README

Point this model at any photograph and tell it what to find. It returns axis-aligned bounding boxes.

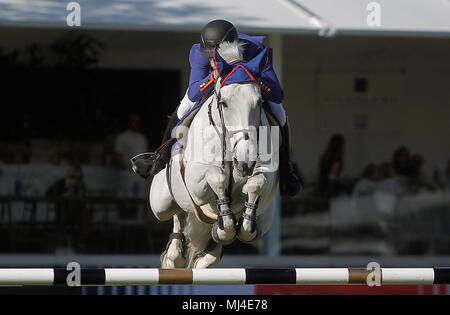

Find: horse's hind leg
[191,241,223,268]
[205,166,237,245]
[161,212,187,269]
[150,168,179,221]
[238,172,266,243]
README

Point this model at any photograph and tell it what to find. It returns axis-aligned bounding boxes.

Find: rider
[132,19,302,196]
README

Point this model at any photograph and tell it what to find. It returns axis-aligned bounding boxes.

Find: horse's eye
[219,100,227,107]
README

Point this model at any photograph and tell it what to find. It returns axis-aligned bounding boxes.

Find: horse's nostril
[244,133,249,140]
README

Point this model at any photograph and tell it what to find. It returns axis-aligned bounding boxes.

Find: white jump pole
[0,268,449,286]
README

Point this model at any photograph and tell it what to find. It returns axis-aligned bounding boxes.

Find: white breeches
[177,90,287,127]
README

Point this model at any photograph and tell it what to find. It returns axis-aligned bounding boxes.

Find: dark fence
[0,196,170,254]
[0,196,259,255]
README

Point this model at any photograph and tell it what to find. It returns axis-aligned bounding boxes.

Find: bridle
[207,51,263,169]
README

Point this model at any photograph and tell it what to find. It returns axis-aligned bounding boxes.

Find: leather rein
[207,52,262,169]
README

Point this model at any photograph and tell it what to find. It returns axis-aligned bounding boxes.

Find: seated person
[376,162,403,195]
[46,165,85,199]
[353,163,380,196]
[318,134,345,197]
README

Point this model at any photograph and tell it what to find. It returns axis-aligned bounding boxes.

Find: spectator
[377,162,402,195]
[46,164,86,199]
[392,146,415,177]
[318,133,345,197]
[446,159,450,189]
[410,153,431,191]
[114,114,148,169]
[46,164,87,249]
[353,163,380,196]
[411,154,424,178]
[435,158,450,191]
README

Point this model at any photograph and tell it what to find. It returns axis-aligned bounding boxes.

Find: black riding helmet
[201,19,238,58]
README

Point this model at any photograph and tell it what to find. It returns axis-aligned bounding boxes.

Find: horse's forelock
[217,41,245,64]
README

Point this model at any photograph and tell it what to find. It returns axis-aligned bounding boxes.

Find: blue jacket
[187,33,284,103]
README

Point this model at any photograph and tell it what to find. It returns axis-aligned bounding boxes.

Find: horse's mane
[217,40,245,64]
[214,40,261,104]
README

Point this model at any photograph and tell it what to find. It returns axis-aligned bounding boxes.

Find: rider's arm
[187,44,215,102]
[260,48,284,104]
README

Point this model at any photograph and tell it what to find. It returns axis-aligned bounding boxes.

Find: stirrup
[130,152,160,164]
[131,138,175,163]
[131,139,176,177]
[130,152,161,179]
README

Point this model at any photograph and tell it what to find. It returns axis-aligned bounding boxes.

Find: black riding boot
[131,108,179,179]
[279,118,303,196]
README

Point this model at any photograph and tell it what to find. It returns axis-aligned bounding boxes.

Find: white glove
[177,90,196,119]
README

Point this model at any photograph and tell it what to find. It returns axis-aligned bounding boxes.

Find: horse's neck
[183,94,220,163]
[195,93,217,126]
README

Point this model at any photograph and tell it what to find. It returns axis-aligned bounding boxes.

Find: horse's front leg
[206,165,236,245]
[238,172,266,243]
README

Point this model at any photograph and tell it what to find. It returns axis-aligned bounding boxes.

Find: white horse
[149,44,280,268]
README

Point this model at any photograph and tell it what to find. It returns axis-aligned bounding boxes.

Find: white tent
[1,0,449,37]
[0,0,321,34]
[296,0,450,37]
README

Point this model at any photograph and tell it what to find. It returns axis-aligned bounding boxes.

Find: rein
[207,51,262,169]
[215,82,227,169]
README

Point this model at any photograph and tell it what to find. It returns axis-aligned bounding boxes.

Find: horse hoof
[167,240,187,268]
[192,242,223,268]
[160,233,186,268]
[237,228,259,244]
[211,222,236,245]
[236,211,259,244]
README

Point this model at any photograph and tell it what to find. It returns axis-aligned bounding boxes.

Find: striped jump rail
[0,268,449,286]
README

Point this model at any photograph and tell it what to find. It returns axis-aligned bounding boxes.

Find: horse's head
[219,82,262,177]
[207,40,264,176]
